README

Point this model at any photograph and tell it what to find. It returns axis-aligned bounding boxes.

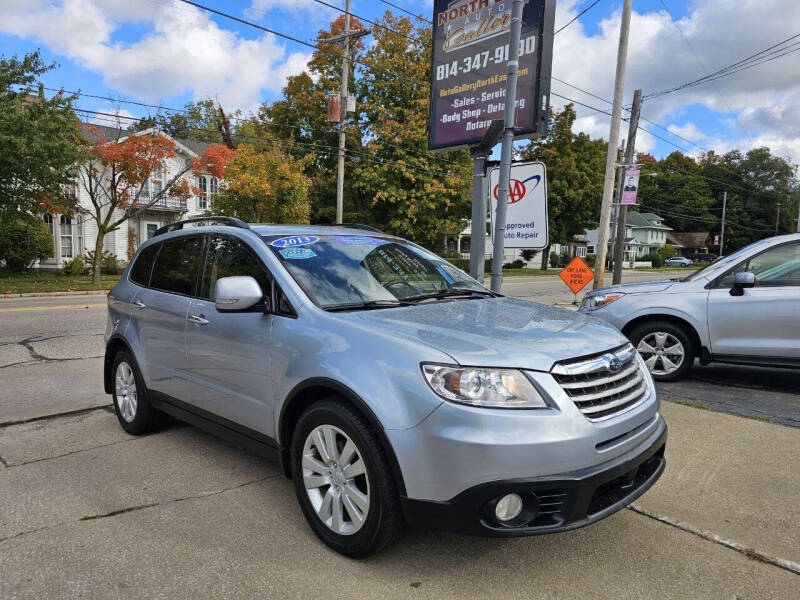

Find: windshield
[263,234,490,309]
[681,238,775,282]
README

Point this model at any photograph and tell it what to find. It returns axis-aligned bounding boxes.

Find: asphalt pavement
[1,273,799,598]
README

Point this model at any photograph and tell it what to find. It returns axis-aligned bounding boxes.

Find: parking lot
[2,274,799,599]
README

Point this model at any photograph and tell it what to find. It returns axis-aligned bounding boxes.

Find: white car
[664,256,692,267]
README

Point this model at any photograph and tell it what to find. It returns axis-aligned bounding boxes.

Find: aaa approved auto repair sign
[489,161,548,249]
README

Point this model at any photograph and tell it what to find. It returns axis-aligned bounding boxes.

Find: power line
[307,0,429,46]
[554,0,604,35]
[377,0,431,24]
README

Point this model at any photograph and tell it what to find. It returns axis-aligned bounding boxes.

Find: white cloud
[245,0,323,20]
[88,106,135,126]
[0,0,312,111]
[550,0,800,163]
[667,122,707,143]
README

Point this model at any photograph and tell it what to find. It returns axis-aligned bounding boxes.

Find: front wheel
[628,321,695,382]
[290,398,403,557]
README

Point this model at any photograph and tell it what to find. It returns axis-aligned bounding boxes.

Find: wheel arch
[104,334,135,394]
[621,313,705,361]
[278,378,407,496]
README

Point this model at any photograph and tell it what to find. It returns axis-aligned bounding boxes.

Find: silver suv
[105,217,666,556]
[582,233,800,381]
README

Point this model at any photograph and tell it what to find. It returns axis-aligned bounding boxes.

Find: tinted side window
[150,235,205,296]
[129,243,160,286]
[717,243,800,288]
[200,235,270,300]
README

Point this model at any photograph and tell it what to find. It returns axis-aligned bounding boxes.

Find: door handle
[189,314,209,326]
[132,300,146,309]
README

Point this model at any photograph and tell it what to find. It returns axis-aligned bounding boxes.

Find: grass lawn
[0,271,121,294]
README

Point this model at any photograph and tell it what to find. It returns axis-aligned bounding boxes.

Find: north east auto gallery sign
[428,0,555,151]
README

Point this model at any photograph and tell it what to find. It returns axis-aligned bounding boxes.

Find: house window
[209,177,218,208]
[151,167,163,198]
[60,215,73,259]
[587,245,595,254]
[146,223,158,239]
[75,214,84,256]
[198,176,208,209]
[577,247,587,257]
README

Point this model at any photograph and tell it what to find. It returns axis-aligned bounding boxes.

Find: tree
[521,105,607,270]
[0,51,82,219]
[352,12,472,248]
[212,144,312,223]
[79,127,233,284]
[658,243,676,260]
[129,99,242,145]
[0,217,53,272]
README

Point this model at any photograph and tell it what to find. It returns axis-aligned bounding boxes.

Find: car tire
[290,397,404,557]
[111,349,162,435]
[628,321,695,382]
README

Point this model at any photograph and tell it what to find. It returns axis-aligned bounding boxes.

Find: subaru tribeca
[105,217,666,557]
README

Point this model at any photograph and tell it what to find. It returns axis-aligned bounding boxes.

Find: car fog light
[495,493,523,522]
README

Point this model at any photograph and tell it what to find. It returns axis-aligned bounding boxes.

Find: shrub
[520,249,537,263]
[510,259,525,269]
[85,249,122,275]
[549,253,559,268]
[558,252,572,268]
[63,256,85,276]
[0,217,54,272]
[585,254,596,267]
[658,244,676,261]
[645,251,663,268]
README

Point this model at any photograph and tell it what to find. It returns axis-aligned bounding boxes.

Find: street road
[1,273,799,598]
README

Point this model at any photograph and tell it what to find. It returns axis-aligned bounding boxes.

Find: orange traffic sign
[559,256,594,294]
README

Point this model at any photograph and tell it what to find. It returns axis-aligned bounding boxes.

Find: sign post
[559,256,595,304]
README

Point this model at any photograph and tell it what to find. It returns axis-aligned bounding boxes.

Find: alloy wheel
[302,424,370,535]
[115,361,138,422]
[637,332,685,376]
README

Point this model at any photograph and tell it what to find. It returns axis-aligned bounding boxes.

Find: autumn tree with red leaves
[79,126,233,284]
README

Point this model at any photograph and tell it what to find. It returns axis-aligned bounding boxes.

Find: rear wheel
[290,398,403,557]
[628,321,695,382]
[111,350,162,434]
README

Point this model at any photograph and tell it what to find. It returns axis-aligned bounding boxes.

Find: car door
[707,241,800,359]
[137,234,205,399]
[184,234,275,435]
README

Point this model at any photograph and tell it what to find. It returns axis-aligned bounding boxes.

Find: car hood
[342,297,628,372]
[589,278,678,296]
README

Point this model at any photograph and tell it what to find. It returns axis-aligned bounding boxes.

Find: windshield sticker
[280,247,316,260]
[272,235,318,248]
[336,235,386,246]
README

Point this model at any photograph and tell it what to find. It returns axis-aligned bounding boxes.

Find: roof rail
[315,223,384,233]
[153,216,249,236]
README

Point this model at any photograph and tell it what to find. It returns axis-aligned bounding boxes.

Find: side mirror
[729,271,755,296]
[214,276,266,311]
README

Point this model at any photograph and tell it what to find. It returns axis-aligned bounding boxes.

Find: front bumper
[400,418,666,537]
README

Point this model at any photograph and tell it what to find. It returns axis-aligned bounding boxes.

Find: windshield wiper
[404,287,498,303]
[324,299,412,312]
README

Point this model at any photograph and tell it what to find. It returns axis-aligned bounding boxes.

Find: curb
[1,290,109,299]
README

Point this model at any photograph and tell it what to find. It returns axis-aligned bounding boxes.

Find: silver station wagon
[105,217,666,556]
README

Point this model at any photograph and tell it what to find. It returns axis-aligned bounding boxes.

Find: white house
[585,211,672,264]
[37,124,221,270]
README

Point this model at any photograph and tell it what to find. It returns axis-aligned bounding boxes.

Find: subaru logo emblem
[607,356,622,373]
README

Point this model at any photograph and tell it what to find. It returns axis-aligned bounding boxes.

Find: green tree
[129,99,241,145]
[521,105,606,269]
[213,144,312,223]
[0,217,53,272]
[0,51,82,219]
[658,243,676,260]
[352,12,472,248]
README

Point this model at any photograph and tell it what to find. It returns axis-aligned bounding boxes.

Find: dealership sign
[428,0,555,151]
[489,161,548,249]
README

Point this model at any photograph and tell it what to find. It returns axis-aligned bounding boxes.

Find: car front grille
[551,344,649,421]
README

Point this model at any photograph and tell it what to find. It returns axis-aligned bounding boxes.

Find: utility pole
[329,0,368,224]
[775,202,781,235]
[612,89,642,284]
[490,0,525,293]
[796,196,800,233]
[593,0,633,290]
[720,191,726,255]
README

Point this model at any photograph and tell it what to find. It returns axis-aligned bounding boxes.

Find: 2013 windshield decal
[272,236,319,248]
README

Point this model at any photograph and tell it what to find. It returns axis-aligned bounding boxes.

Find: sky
[1,0,799,165]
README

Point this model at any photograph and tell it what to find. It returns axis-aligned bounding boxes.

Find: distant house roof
[666,232,711,249]
[79,122,212,156]
[626,211,673,230]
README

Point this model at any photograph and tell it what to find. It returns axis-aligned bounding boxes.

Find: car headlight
[581,292,625,311]
[421,364,547,408]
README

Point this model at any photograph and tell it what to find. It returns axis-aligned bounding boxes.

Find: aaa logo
[493,175,541,204]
